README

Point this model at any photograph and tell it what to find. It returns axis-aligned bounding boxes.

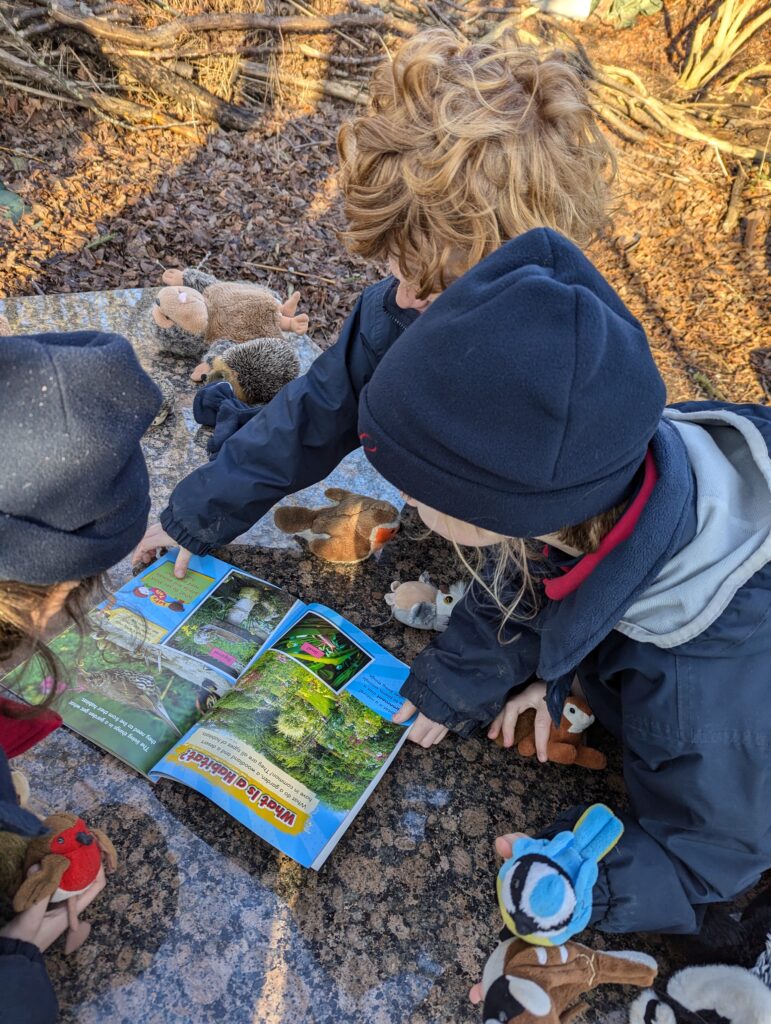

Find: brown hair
[0,576,105,714]
[338,28,615,298]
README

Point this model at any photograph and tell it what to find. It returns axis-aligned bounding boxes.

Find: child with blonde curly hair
[134,28,615,573]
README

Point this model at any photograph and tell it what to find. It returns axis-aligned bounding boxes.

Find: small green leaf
[0,180,27,225]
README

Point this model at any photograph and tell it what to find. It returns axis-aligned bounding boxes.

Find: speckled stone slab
[1,291,679,1023]
[0,288,402,580]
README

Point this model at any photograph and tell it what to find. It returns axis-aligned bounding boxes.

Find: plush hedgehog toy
[196,337,300,406]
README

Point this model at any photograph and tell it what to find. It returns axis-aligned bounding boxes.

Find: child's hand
[0,867,106,952]
[487,681,550,761]
[133,522,191,578]
[393,700,449,747]
[467,830,528,1006]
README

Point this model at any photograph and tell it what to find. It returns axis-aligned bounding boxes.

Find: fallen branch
[114,54,259,129]
[242,61,367,105]
[0,43,186,128]
[47,1,416,50]
[721,163,747,233]
[593,63,766,162]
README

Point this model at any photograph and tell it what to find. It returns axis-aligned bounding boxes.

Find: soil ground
[1,2,769,400]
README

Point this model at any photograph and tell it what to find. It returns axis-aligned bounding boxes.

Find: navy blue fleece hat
[358,229,666,537]
[0,330,161,584]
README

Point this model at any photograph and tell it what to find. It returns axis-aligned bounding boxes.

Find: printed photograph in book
[2,626,222,774]
[271,611,372,691]
[164,571,295,679]
[208,649,403,812]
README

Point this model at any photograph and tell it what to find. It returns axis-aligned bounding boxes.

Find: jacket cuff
[399,673,481,738]
[193,381,235,427]
[0,938,45,963]
[159,506,213,556]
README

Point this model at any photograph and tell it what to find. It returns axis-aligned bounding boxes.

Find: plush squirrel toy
[385,572,467,631]
[274,488,400,563]
[498,695,606,771]
[1,812,117,953]
[152,268,304,403]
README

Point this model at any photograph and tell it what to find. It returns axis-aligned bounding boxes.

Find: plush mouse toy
[385,572,467,631]
[479,936,658,1024]
[274,488,400,563]
[11,812,117,953]
[498,694,606,771]
[151,267,309,363]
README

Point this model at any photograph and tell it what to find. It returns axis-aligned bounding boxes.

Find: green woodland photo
[166,572,294,678]
[209,650,403,811]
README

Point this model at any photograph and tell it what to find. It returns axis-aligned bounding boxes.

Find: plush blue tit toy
[496,804,623,947]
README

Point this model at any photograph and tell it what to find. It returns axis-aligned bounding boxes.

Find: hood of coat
[617,405,771,648]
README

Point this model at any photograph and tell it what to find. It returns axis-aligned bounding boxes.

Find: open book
[2,554,411,869]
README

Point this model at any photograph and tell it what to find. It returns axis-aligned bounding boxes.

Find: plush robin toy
[274,488,400,563]
[11,813,117,953]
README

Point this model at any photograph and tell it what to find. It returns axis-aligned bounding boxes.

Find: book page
[0,553,299,776]
[152,605,410,867]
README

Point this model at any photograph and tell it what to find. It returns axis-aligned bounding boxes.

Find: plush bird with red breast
[13,812,117,952]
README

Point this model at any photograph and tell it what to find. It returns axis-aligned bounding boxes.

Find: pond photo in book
[206,649,404,812]
[270,611,373,691]
[164,570,295,679]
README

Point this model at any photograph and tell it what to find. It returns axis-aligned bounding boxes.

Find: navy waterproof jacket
[161,273,771,940]
[160,277,418,551]
[0,750,58,1024]
[401,401,771,938]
